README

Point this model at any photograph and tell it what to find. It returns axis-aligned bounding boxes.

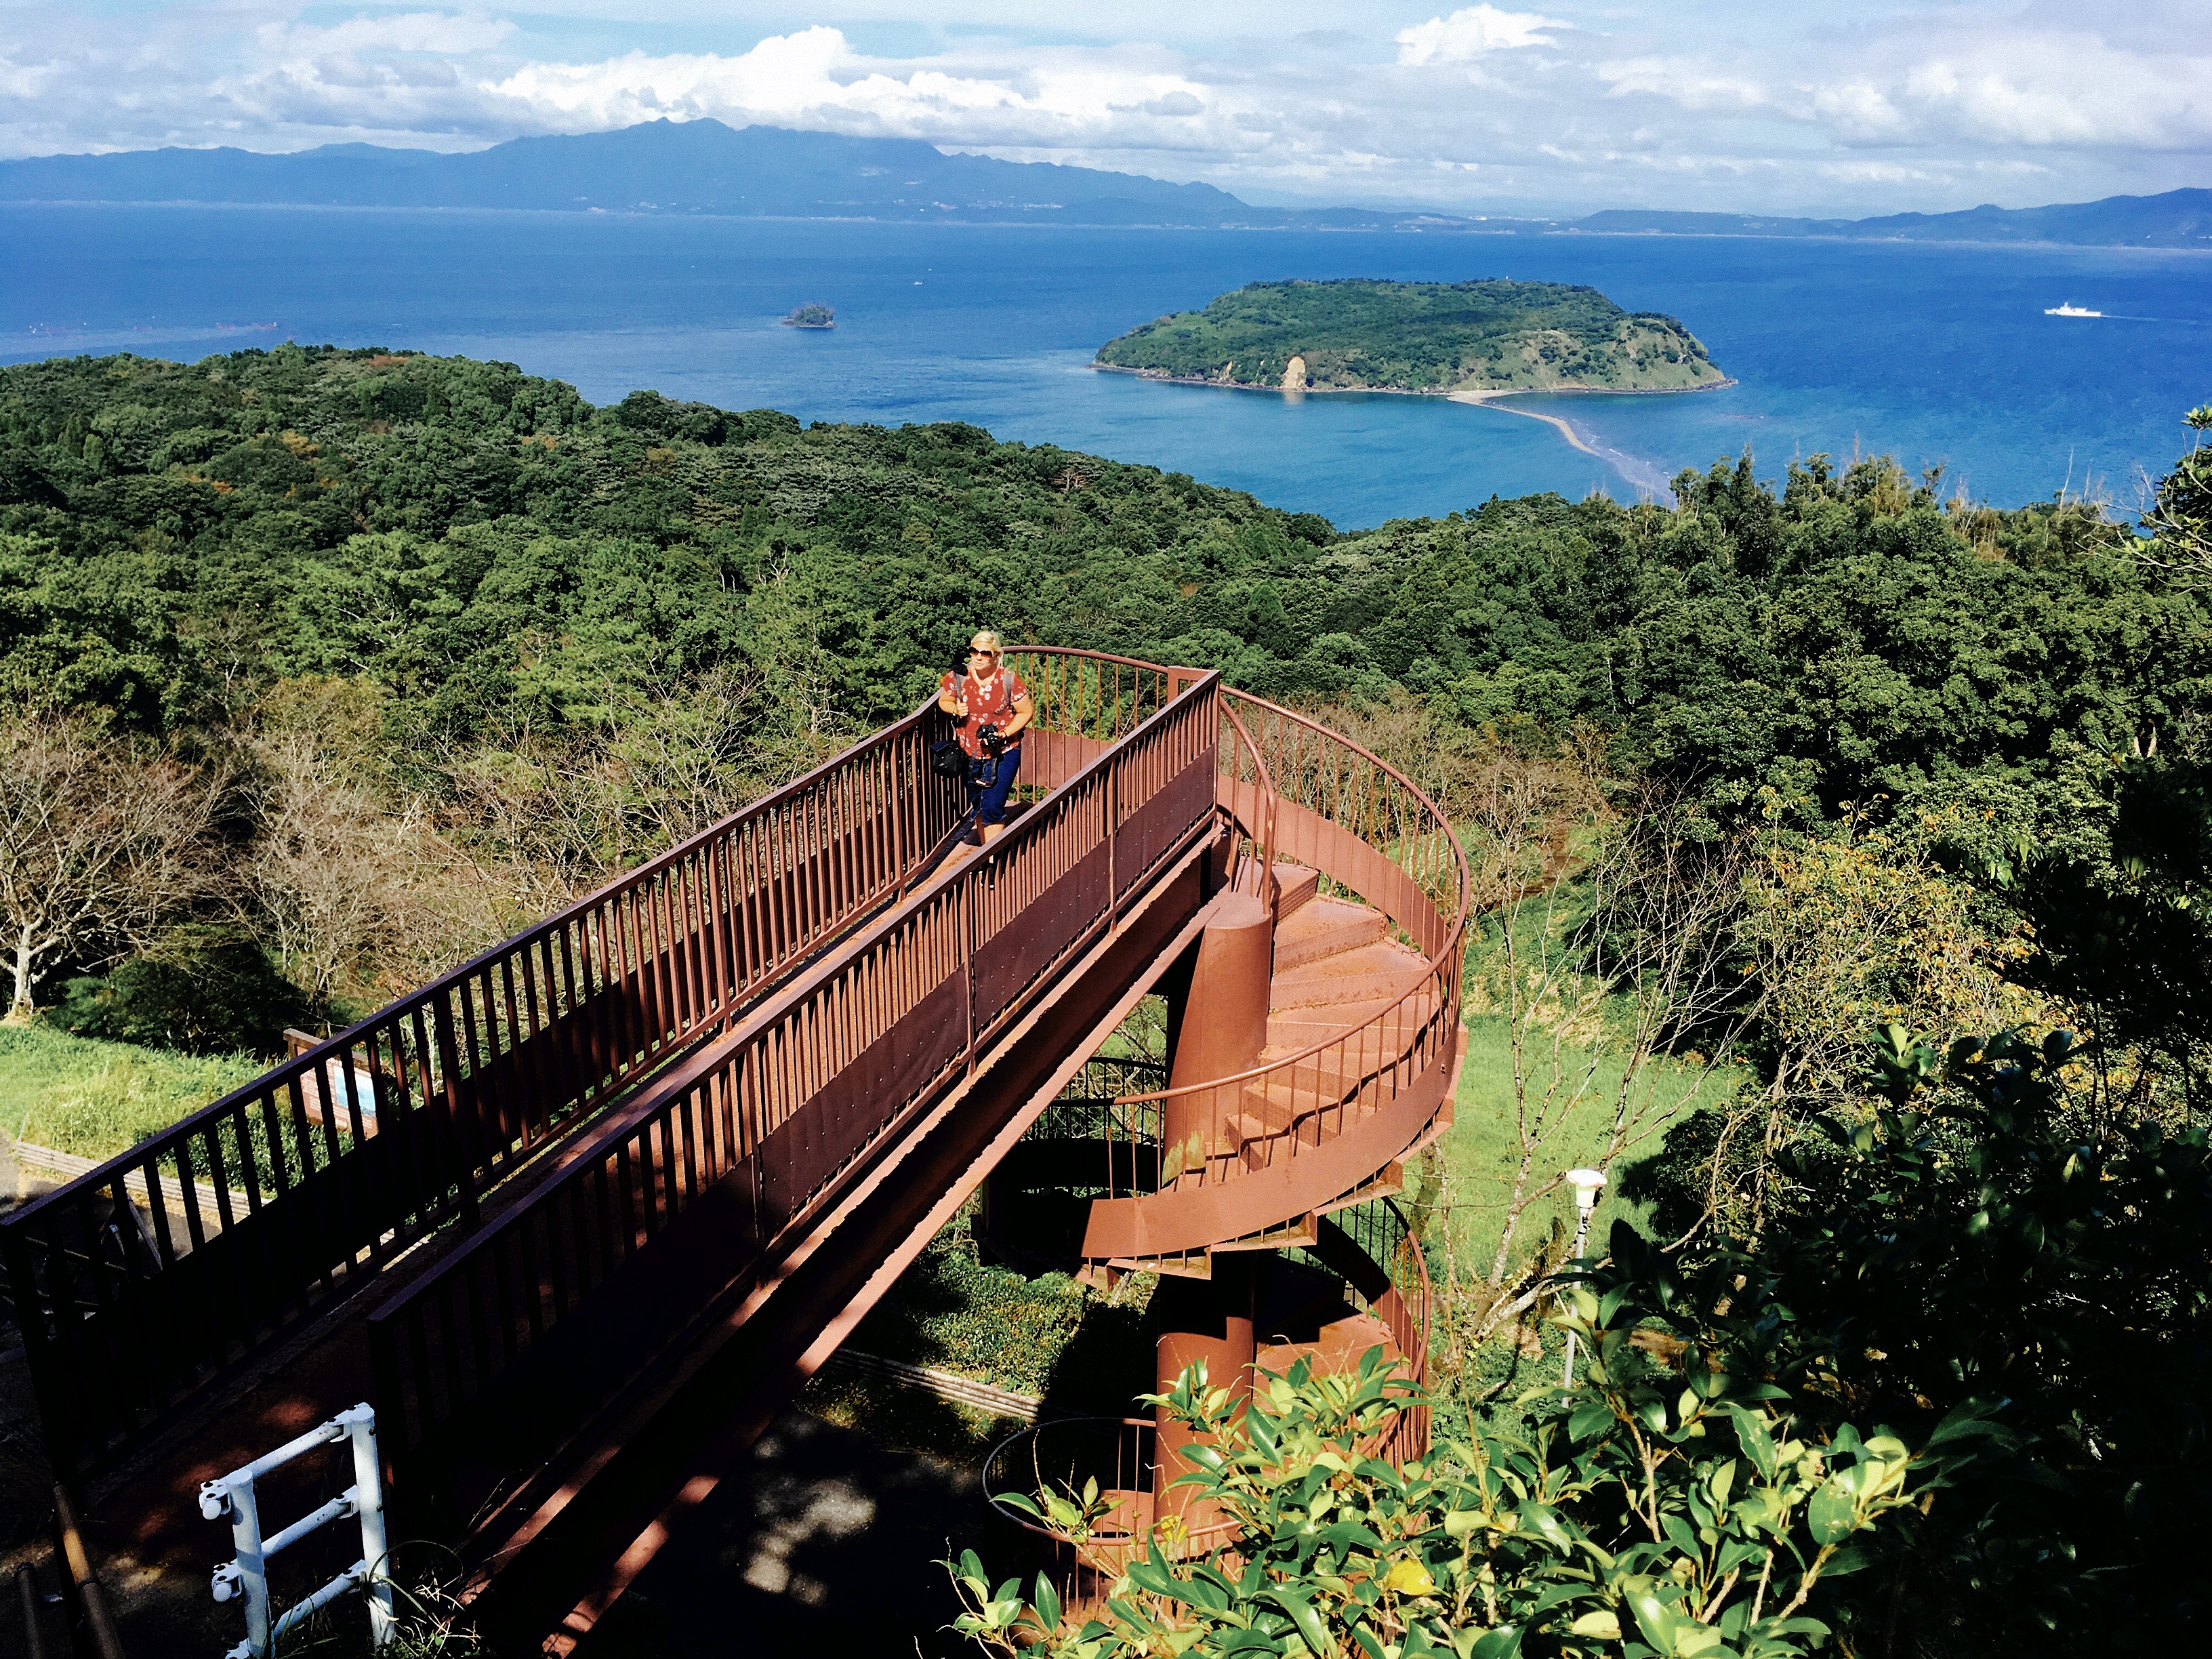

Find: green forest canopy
[1,344,2192,869]
[1093,277,1727,393]
[5,344,2209,1656]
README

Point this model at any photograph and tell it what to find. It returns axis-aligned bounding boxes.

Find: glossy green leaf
[1805,1479,1858,1545]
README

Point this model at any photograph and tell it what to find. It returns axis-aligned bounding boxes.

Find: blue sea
[5,203,2207,526]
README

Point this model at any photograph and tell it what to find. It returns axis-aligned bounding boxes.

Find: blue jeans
[968,743,1021,836]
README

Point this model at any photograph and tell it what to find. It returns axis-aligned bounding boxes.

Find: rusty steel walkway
[1,651,1469,1654]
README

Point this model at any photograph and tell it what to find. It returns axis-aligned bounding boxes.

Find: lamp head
[1564,1167,1607,1212]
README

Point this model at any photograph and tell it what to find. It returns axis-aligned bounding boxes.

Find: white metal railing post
[199,1403,394,1657]
[206,1471,269,1656]
[338,1404,396,1646]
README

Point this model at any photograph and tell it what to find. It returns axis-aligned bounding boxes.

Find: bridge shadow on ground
[580,1406,1044,1659]
[581,1263,1173,1659]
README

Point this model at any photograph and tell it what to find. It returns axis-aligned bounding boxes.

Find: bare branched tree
[1431,785,1767,1386]
[245,729,480,1019]
[440,663,854,930]
[0,715,225,1019]
[1688,807,2036,1240]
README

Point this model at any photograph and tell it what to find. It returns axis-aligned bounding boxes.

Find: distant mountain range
[0,120,1387,229]
[1575,195,2212,248]
[3,119,2206,248]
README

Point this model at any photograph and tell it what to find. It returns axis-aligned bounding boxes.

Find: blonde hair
[969,630,1004,655]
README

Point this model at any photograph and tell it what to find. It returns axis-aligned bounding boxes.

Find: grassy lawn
[0,1025,264,1162]
[1420,1015,1745,1278]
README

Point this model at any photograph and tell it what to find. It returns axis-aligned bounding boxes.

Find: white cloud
[1597,57,1769,112]
[1395,5,1567,66]
[2,3,2209,215]
[476,28,1231,152]
[1811,81,1911,143]
[1600,22,2212,156]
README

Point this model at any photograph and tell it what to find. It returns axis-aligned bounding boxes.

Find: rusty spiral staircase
[979,674,1465,1584]
[0,649,1467,1653]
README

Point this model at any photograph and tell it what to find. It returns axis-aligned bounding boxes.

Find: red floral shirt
[943,667,1029,758]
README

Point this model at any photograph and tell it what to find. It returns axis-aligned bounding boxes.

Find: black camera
[977,724,1008,755]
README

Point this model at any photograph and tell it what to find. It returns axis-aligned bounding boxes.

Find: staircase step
[1272,897,1387,971]
[1270,942,1431,1010]
[1318,1161,1404,1214]
[1223,1111,1279,1170]
[1107,1250,1213,1279]
[1227,1110,1273,1147]
[1241,1075,1390,1136]
[1266,991,1437,1050]
[1256,1311,1400,1380]
[1214,1211,1319,1253]
[1252,1046,1391,1099]
[1271,864,1321,920]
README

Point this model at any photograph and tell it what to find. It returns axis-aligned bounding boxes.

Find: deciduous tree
[0,714,222,1019]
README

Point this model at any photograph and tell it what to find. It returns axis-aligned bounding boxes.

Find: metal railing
[1283,1198,1433,1464]
[364,660,1226,1493]
[1027,1057,1168,1158]
[982,1414,1239,1597]
[1,697,976,1476]
[983,1200,1433,1599]
[1103,689,1470,1230]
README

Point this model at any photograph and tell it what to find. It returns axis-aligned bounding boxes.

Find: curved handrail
[1112,687,1469,1153]
[1216,696,1280,913]
[1004,643,1278,907]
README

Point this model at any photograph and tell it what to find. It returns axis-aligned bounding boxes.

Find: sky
[2,2,2207,216]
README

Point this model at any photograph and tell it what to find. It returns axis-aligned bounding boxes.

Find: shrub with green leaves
[949,1273,2001,1659]
[52,924,306,1055]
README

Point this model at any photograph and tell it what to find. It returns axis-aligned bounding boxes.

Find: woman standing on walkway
[937,630,1032,846]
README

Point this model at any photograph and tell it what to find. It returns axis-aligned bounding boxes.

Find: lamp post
[1561,1167,1607,1390]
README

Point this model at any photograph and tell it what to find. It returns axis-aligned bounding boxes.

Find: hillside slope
[0,345,2183,846]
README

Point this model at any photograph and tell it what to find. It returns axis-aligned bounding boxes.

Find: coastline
[1089,362,1732,464]
[1088,363,1731,500]
[1443,381,1737,457]
[1088,361,1735,401]
[1446,388,1599,456]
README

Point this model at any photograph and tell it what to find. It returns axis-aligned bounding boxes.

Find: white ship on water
[2044,302,2102,317]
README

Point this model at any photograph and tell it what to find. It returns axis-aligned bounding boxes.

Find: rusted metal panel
[1118,750,1216,897]
[974,839,1110,1026]
[1022,729,1111,792]
[757,971,966,1231]
[1263,794,1444,956]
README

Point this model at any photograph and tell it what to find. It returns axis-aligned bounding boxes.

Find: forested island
[1094,277,1727,394]
[3,344,2209,1656]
